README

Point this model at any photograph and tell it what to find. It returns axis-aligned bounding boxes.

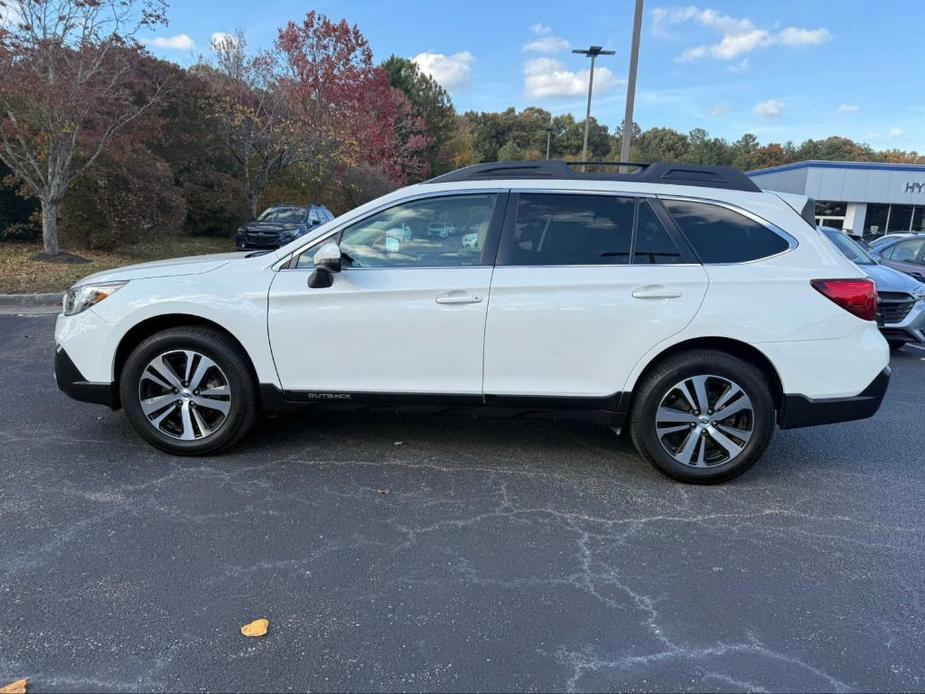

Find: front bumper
[54,345,119,408]
[778,366,890,429]
[881,300,925,344]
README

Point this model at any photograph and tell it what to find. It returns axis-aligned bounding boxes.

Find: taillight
[811,278,877,321]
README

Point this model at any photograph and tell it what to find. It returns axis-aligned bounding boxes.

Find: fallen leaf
[0,679,27,694]
[393,441,404,446]
[241,618,269,637]
[376,488,391,495]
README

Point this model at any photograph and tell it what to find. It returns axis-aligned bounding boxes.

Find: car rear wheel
[120,327,258,455]
[629,350,775,484]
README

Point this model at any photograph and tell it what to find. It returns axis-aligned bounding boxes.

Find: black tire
[888,339,907,351]
[629,350,775,484]
[119,326,258,455]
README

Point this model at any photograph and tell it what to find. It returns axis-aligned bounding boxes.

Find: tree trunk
[248,187,260,220]
[41,200,60,256]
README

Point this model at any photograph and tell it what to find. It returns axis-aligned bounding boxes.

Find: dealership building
[748,160,925,236]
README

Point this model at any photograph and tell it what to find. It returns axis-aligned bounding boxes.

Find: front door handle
[435,290,483,305]
[632,285,682,299]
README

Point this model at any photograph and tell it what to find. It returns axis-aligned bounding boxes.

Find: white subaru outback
[54,161,890,483]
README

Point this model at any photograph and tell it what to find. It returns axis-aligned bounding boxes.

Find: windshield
[258,207,307,224]
[820,227,875,265]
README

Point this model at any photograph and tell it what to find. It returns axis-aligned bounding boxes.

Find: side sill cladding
[258,385,629,427]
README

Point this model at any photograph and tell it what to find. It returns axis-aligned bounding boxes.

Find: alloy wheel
[655,374,754,468]
[137,350,232,441]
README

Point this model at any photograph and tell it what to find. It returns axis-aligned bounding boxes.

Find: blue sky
[143,0,925,151]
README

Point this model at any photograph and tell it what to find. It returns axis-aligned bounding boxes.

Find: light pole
[572,45,615,164]
[545,118,555,160]
[620,0,644,165]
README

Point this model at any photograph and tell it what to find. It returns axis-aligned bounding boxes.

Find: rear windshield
[820,227,875,265]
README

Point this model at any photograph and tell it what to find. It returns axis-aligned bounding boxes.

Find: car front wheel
[120,326,258,455]
[629,350,775,484]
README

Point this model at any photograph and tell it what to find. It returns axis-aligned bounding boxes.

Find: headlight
[63,281,127,316]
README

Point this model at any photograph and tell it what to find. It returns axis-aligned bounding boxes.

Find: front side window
[505,193,634,266]
[299,194,497,269]
[663,199,789,263]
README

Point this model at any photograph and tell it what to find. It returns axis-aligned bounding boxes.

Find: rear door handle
[632,285,682,299]
[435,290,483,305]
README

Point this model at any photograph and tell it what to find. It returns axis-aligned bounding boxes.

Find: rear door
[482,192,708,400]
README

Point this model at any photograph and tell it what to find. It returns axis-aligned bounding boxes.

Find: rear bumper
[779,366,890,429]
[54,345,119,409]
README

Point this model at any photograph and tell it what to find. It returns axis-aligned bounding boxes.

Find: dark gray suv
[235,204,334,250]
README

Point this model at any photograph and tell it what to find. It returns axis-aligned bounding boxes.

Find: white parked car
[55,161,890,483]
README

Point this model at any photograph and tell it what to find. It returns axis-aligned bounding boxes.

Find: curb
[0,292,63,307]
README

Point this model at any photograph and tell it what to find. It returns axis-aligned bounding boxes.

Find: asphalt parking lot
[1,312,924,693]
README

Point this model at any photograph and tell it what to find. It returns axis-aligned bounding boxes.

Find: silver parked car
[820,226,925,349]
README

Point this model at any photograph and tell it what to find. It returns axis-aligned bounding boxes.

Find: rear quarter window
[663,199,790,263]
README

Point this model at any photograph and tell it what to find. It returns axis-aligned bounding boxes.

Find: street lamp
[544,118,555,160]
[620,0,645,166]
[572,45,615,164]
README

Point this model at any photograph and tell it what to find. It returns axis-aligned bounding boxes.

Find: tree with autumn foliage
[276,11,430,187]
[0,0,170,255]
[204,31,300,220]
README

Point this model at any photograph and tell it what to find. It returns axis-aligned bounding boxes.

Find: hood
[75,252,248,285]
[861,261,925,294]
[243,221,304,232]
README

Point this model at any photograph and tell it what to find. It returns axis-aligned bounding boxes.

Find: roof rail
[426,160,761,193]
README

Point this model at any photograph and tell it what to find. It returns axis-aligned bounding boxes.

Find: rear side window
[506,193,634,265]
[663,200,789,263]
[633,201,683,264]
[883,239,925,263]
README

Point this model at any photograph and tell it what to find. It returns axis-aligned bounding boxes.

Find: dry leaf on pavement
[0,679,27,694]
[240,618,269,637]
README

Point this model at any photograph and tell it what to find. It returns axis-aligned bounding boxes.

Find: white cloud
[836,104,859,113]
[210,32,238,50]
[523,23,570,53]
[709,100,730,116]
[777,27,832,46]
[729,58,749,73]
[654,6,831,62]
[0,2,22,27]
[523,36,570,53]
[889,128,904,138]
[523,57,620,99]
[412,51,475,90]
[754,98,784,119]
[144,34,196,51]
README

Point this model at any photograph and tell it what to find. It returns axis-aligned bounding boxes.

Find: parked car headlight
[63,281,127,316]
[915,289,925,302]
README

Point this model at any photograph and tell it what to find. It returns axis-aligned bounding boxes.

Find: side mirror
[308,242,342,288]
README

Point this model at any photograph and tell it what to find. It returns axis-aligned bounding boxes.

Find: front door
[483,192,709,399]
[268,192,505,395]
